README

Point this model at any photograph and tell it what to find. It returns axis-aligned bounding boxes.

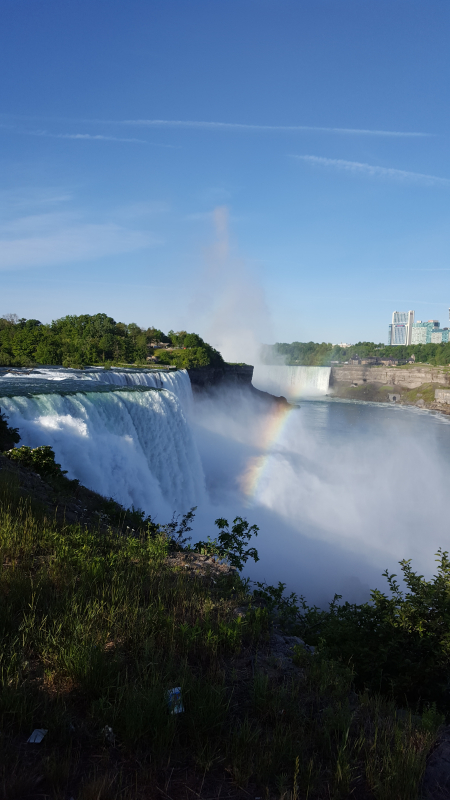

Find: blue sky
[1,0,450,356]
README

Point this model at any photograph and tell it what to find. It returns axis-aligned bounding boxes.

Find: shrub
[255,551,450,713]
[0,408,20,452]
[4,445,78,487]
[194,516,259,571]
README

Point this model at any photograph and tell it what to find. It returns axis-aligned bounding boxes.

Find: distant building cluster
[388,310,450,346]
[331,354,415,366]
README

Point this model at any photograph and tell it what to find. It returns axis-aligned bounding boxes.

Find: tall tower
[406,310,415,345]
[389,310,415,346]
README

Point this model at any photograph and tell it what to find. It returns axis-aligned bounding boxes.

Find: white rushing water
[252,364,330,401]
[1,368,192,412]
[0,369,202,519]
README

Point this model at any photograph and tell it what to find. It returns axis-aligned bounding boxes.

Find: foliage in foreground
[194,516,260,571]
[0,408,20,453]
[4,444,78,485]
[0,473,443,799]
[256,551,450,715]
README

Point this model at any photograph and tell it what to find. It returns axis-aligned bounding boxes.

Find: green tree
[184,333,203,348]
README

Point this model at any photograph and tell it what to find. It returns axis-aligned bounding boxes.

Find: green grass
[403,383,438,404]
[332,383,396,402]
[0,477,442,798]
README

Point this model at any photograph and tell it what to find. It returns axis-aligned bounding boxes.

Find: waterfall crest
[1,368,192,411]
[252,364,330,401]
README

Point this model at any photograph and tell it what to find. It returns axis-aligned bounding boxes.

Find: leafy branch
[194,516,259,571]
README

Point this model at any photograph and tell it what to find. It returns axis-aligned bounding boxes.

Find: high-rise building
[392,311,408,324]
[431,329,449,344]
[388,310,415,345]
[411,320,442,344]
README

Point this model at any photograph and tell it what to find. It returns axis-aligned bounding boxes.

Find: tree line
[0,313,223,369]
[263,340,450,366]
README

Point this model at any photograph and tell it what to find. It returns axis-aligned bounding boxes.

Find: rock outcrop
[187,364,254,389]
[330,364,450,390]
[329,364,450,415]
[187,364,290,406]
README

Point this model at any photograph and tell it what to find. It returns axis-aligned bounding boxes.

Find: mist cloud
[189,206,272,364]
[190,383,450,605]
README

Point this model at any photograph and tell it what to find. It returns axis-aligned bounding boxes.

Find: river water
[1,366,448,605]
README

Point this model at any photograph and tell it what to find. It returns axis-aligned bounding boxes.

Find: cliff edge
[187,363,290,406]
[329,364,450,414]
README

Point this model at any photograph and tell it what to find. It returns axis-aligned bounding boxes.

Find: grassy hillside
[0,452,445,799]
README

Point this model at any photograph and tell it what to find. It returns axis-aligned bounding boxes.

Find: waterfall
[0,375,204,518]
[252,364,330,401]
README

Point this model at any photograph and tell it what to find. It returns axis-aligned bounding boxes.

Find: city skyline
[388,308,450,346]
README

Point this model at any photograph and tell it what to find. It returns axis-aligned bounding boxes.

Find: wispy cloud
[0,188,72,214]
[0,122,178,146]
[119,118,429,138]
[0,114,431,138]
[292,155,450,186]
[0,200,160,271]
[28,130,148,144]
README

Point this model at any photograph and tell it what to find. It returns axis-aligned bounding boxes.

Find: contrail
[292,154,449,185]
[29,130,148,144]
[0,114,432,137]
[119,118,429,138]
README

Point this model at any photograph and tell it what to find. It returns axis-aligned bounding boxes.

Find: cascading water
[0,369,204,518]
[1,367,193,412]
[252,364,331,401]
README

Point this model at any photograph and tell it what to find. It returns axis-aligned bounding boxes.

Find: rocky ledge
[187,363,290,406]
[187,363,254,389]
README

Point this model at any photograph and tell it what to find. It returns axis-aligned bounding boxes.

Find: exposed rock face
[435,389,450,404]
[329,365,450,415]
[187,364,290,406]
[187,364,254,389]
[330,365,450,390]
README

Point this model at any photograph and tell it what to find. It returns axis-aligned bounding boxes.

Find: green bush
[194,516,259,571]
[0,409,20,452]
[4,445,78,487]
[256,552,450,713]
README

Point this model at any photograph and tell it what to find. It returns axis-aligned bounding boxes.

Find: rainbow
[240,403,294,500]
